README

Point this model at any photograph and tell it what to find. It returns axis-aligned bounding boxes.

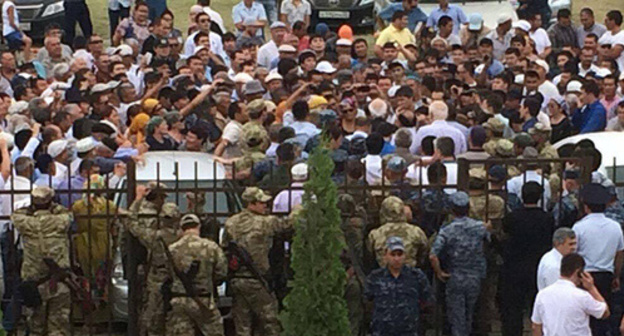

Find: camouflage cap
[513,132,533,148]
[469,167,487,181]
[180,214,201,228]
[483,117,505,134]
[247,99,266,115]
[528,122,552,135]
[495,139,515,157]
[146,181,168,196]
[160,202,181,218]
[242,187,272,203]
[386,156,407,173]
[386,236,405,252]
[450,191,470,207]
[380,196,405,223]
[337,193,356,216]
[243,123,266,146]
[521,146,539,159]
[32,186,55,204]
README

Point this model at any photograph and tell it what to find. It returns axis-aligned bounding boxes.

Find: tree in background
[280,139,350,336]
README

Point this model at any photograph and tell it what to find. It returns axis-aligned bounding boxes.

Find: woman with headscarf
[71,174,118,304]
[141,98,163,116]
[125,112,150,146]
[145,116,175,151]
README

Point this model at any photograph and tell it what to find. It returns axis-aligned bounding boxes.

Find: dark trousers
[63,1,93,45]
[108,6,130,43]
[590,272,614,336]
[499,267,537,336]
[1,230,22,332]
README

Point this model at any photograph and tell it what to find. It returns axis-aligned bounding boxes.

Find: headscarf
[146,116,164,136]
[142,99,159,115]
[129,113,150,144]
[83,174,107,207]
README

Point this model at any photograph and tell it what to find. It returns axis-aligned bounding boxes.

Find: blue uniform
[365,266,433,336]
[431,216,488,336]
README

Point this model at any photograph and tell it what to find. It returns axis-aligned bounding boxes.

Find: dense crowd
[0,0,623,334]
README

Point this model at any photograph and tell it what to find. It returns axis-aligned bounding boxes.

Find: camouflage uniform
[127,202,182,336]
[368,196,429,268]
[11,187,72,336]
[482,118,505,157]
[338,194,368,336]
[235,123,268,173]
[553,191,580,228]
[431,211,488,336]
[606,201,624,227]
[165,215,228,336]
[221,187,292,336]
[493,139,521,178]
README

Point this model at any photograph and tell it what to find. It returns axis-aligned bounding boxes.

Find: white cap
[533,59,550,73]
[387,85,400,98]
[47,139,69,158]
[278,44,297,53]
[114,44,133,57]
[566,80,583,92]
[90,83,111,95]
[194,46,209,55]
[270,21,287,29]
[233,72,254,84]
[336,38,353,46]
[8,101,29,115]
[264,72,283,83]
[513,20,530,32]
[514,74,525,85]
[497,14,513,25]
[315,61,336,74]
[595,67,612,79]
[76,137,96,153]
[291,163,308,181]
[0,132,14,149]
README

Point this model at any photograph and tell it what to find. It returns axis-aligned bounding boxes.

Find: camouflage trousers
[166,297,223,336]
[140,276,166,336]
[230,278,280,336]
[26,282,70,336]
[446,275,482,336]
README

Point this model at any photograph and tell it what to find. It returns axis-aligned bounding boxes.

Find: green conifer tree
[280,140,350,336]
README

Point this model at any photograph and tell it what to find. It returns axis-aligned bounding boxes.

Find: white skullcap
[291,163,308,181]
[47,139,69,158]
[76,137,96,153]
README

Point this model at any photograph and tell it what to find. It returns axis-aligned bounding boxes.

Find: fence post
[457,158,469,191]
[126,160,138,336]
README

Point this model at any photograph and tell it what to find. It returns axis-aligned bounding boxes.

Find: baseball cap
[242,187,272,203]
[386,236,405,252]
[315,61,337,74]
[497,14,513,25]
[386,156,407,173]
[450,191,470,207]
[155,38,169,48]
[469,13,483,30]
[566,80,583,93]
[512,20,530,32]
[270,21,287,29]
[278,44,297,53]
[265,72,283,83]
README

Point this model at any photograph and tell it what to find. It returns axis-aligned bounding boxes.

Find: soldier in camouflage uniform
[127,182,177,336]
[482,118,505,157]
[467,168,505,336]
[493,139,521,177]
[338,194,368,336]
[127,201,181,336]
[222,187,292,336]
[430,192,488,336]
[529,123,562,202]
[368,196,428,268]
[164,214,228,336]
[553,170,581,228]
[239,99,269,152]
[606,186,624,226]
[11,187,72,336]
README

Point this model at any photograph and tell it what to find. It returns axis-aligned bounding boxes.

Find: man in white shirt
[531,253,609,336]
[412,101,467,155]
[528,13,552,59]
[506,147,551,208]
[256,21,287,68]
[184,12,226,59]
[272,163,307,213]
[537,227,577,291]
[362,133,384,185]
[598,10,624,72]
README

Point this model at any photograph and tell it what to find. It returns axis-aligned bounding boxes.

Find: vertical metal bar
[86,172,93,335]
[126,159,138,336]
[105,172,112,336]
[175,162,180,207]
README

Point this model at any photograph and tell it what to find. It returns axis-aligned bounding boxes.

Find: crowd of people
[0,0,623,334]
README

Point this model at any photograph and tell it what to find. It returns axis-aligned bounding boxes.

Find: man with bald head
[412,101,467,155]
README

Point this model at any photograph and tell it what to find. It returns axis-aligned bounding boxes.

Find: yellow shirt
[375,25,416,47]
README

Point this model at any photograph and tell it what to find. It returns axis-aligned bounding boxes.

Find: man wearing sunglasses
[377,0,428,32]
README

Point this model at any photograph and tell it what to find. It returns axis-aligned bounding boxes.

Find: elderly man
[257,21,287,68]
[486,14,513,60]
[412,101,467,156]
[41,36,74,77]
[537,227,577,290]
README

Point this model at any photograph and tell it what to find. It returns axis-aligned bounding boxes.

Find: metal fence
[0,153,614,335]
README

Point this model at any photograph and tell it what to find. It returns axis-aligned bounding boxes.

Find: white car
[110,151,241,322]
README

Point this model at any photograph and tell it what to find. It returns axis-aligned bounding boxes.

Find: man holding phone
[531,253,610,336]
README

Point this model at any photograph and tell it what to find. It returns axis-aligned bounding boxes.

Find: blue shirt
[232,1,267,37]
[522,117,538,133]
[378,3,428,32]
[57,175,86,209]
[365,266,433,336]
[425,4,467,35]
[573,213,624,273]
[380,141,395,156]
[571,100,607,133]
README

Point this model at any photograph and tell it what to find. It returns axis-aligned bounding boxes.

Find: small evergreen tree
[280,139,350,336]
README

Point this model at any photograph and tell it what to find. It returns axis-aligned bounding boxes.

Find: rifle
[42,258,94,314]
[227,241,271,294]
[158,238,212,318]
